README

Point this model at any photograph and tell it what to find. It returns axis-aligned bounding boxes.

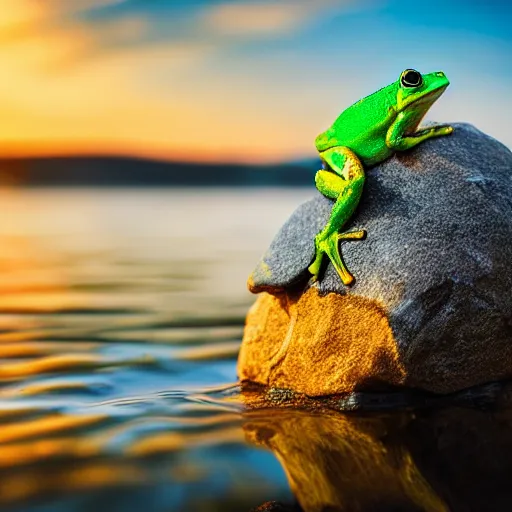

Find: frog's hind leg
[314,169,341,200]
[308,148,366,286]
[308,176,366,285]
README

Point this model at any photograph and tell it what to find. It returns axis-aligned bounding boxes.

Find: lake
[1,188,512,512]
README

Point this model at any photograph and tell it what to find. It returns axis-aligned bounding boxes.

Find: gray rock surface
[248,123,512,392]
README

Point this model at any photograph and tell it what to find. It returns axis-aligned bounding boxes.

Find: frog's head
[395,69,450,121]
[315,69,450,153]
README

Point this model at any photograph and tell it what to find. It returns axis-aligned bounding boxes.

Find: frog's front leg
[386,110,453,151]
[308,146,366,286]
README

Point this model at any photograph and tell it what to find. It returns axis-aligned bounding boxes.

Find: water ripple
[0,189,308,511]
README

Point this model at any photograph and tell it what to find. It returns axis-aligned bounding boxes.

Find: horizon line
[0,140,317,166]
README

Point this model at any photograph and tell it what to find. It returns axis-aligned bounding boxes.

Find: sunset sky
[0,0,510,163]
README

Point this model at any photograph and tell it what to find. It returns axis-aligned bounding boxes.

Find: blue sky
[1,0,510,161]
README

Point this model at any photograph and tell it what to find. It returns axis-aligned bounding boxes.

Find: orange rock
[238,287,406,396]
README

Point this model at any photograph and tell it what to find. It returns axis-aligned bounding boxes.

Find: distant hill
[0,155,319,187]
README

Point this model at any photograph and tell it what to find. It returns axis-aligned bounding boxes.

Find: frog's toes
[431,124,453,137]
[338,229,367,241]
[308,230,365,286]
[307,235,325,279]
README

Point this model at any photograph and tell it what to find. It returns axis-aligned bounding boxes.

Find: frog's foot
[415,123,453,138]
[308,229,366,286]
[432,124,453,136]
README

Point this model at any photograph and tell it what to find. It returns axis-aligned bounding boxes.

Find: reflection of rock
[239,124,512,395]
[244,402,512,512]
[244,410,446,512]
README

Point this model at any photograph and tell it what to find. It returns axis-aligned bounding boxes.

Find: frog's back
[316,82,398,161]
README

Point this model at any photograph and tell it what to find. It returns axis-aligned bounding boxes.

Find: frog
[308,68,453,286]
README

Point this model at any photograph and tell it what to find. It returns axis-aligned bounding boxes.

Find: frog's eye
[400,69,423,88]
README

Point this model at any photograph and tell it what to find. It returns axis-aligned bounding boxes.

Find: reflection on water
[243,402,512,512]
[1,188,512,512]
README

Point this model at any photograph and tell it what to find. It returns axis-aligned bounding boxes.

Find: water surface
[1,188,512,512]
[0,188,315,512]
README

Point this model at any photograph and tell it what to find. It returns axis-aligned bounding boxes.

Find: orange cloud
[0,0,368,163]
[203,0,348,37]
[0,0,124,39]
[0,0,509,164]
[0,0,320,163]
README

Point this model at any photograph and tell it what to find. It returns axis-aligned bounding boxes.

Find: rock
[239,123,512,395]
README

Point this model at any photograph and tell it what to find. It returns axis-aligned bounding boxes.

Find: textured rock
[239,288,405,396]
[240,123,512,395]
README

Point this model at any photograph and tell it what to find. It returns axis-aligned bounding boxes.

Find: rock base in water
[238,288,405,396]
[238,124,512,396]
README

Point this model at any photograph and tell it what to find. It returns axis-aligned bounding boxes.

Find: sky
[0,0,510,163]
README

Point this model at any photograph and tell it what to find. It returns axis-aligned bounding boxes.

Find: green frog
[309,68,453,286]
